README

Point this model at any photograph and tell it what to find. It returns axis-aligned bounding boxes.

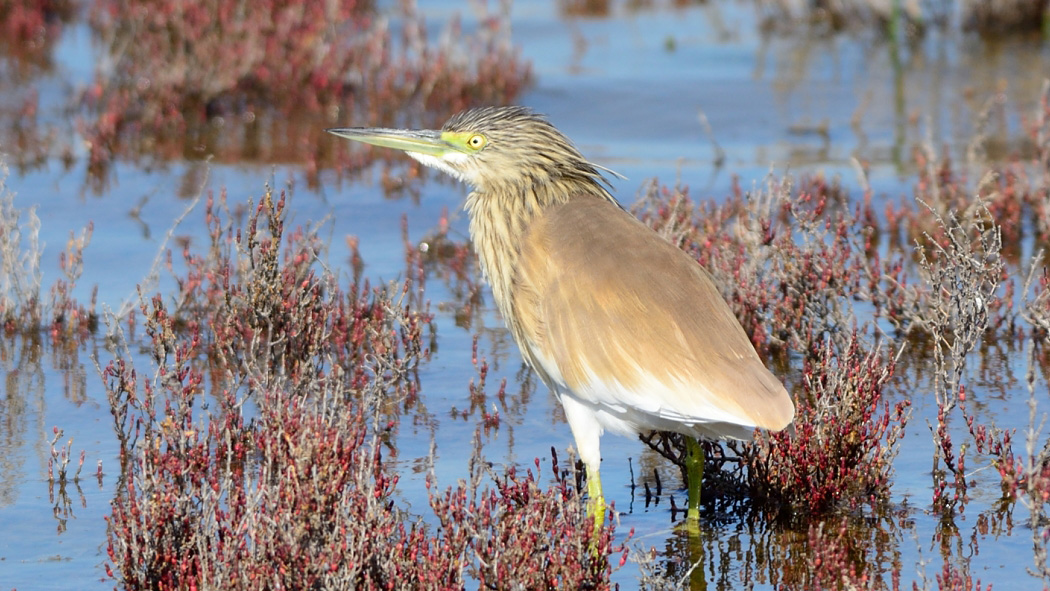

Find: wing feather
[514,195,794,437]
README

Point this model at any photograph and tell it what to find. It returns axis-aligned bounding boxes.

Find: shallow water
[1,0,1048,589]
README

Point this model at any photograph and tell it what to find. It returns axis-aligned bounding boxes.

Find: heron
[327,106,794,526]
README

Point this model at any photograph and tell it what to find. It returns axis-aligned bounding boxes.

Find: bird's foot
[588,496,607,536]
[585,467,609,547]
[678,515,703,537]
[671,492,702,536]
[686,505,700,523]
[586,471,607,533]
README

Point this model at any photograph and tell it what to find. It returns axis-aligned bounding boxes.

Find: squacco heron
[327,106,794,524]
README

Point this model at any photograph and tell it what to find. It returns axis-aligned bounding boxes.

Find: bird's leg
[557,394,607,533]
[586,465,606,532]
[685,436,705,522]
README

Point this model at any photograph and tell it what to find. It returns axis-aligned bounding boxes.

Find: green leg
[586,465,606,532]
[685,437,705,522]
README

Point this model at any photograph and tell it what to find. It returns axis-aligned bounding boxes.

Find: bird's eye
[467,134,487,150]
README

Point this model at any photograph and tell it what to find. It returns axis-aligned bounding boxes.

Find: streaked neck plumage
[463,170,618,343]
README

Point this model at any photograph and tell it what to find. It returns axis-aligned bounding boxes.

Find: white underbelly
[556,389,757,441]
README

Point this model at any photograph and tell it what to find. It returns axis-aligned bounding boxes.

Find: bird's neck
[464,176,615,333]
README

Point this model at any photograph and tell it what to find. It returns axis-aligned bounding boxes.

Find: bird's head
[327,106,617,193]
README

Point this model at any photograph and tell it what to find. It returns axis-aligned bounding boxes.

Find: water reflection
[0,0,531,193]
[0,333,45,508]
[0,0,75,80]
[2,0,1050,588]
[631,507,913,590]
[750,28,1048,176]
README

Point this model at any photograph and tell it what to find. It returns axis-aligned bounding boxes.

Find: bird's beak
[325,127,461,157]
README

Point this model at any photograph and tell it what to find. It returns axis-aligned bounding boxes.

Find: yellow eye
[467,134,487,150]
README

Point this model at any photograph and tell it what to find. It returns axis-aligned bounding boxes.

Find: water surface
[1,0,1047,588]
